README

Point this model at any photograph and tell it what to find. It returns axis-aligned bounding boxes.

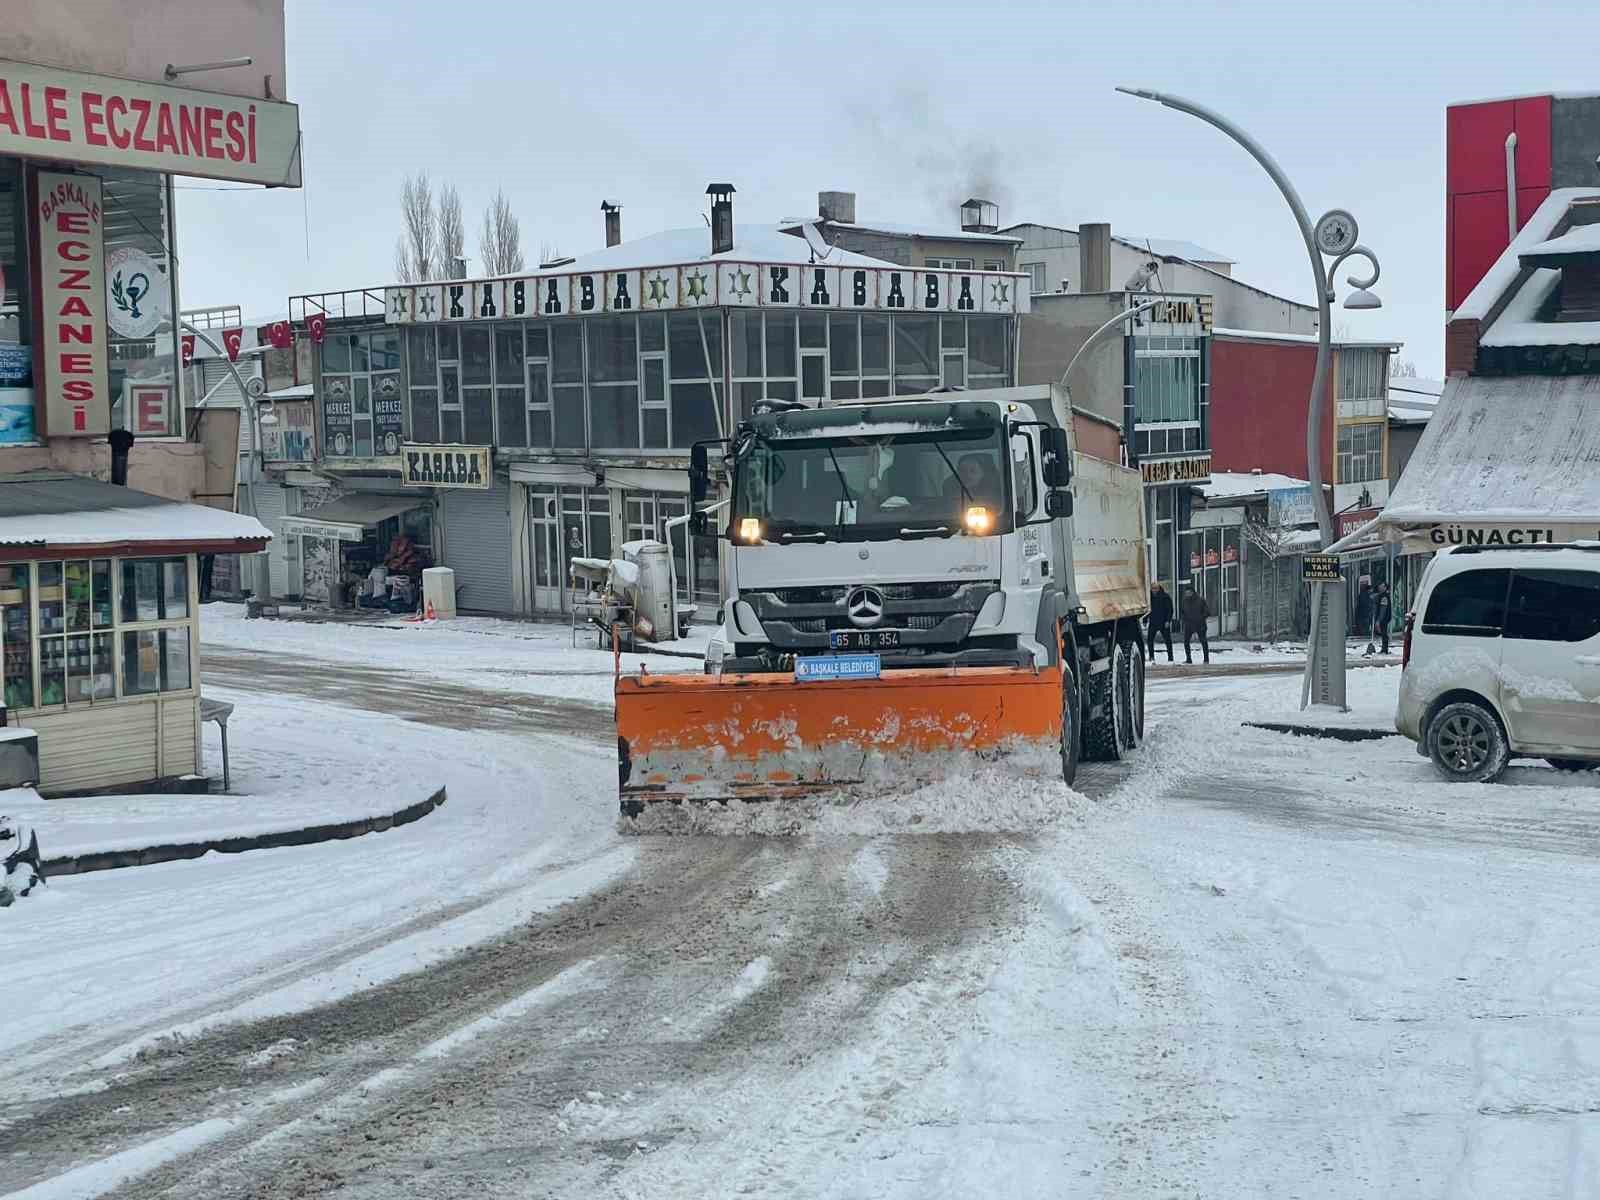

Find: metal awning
[1358,374,1600,553]
[279,495,424,543]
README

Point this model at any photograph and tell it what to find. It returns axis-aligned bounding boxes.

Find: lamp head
[1342,288,1382,311]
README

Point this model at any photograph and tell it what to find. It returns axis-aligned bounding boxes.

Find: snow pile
[553,1090,632,1137]
[1,809,43,906]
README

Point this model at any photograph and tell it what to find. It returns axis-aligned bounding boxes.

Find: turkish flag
[180,334,196,366]
[221,327,244,361]
[306,312,327,344]
[268,321,293,350]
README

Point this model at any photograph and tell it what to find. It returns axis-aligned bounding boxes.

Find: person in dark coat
[1354,578,1376,655]
[1373,582,1393,655]
[1147,582,1174,663]
[1180,584,1210,664]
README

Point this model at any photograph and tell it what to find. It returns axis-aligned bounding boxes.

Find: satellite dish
[799,221,832,261]
[245,376,266,398]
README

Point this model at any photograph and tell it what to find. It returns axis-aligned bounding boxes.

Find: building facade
[285,206,1030,615]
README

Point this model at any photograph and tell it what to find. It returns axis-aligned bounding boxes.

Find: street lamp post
[1115,87,1383,710]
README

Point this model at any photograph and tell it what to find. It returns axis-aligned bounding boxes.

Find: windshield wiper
[931,439,973,507]
[825,444,855,506]
[899,525,952,538]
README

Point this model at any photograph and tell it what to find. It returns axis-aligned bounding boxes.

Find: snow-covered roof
[0,472,270,549]
[1381,374,1600,524]
[267,383,314,400]
[1212,327,1401,349]
[1521,223,1600,259]
[1200,471,1311,500]
[1387,377,1442,423]
[1454,188,1600,322]
[561,224,896,274]
[1389,376,1445,397]
[1113,235,1233,265]
[1480,266,1600,347]
[807,218,1022,246]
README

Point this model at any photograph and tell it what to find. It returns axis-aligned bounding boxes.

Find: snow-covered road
[5,613,1600,1199]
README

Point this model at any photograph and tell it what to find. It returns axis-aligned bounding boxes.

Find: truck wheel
[1118,643,1145,750]
[1082,647,1127,762]
[1427,700,1509,783]
[1060,668,1080,788]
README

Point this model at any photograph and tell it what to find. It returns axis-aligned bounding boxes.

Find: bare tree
[438,183,465,278]
[1390,357,1419,378]
[394,172,437,282]
[538,239,565,267]
[477,189,526,277]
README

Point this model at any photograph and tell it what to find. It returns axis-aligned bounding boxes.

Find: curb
[39,786,448,878]
[1243,721,1397,743]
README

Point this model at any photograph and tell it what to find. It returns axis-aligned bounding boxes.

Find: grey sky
[177,0,1600,374]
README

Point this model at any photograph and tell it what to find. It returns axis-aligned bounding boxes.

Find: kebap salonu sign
[386,263,1030,324]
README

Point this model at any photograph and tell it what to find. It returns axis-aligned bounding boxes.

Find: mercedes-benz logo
[846,585,885,628]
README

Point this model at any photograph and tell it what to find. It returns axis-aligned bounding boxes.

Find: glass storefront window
[103,169,181,438]
[0,156,34,445]
[0,563,31,708]
[323,328,404,458]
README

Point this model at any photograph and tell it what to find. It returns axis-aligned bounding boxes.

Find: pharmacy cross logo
[683,268,709,302]
[646,272,672,305]
[416,290,438,320]
[726,266,753,300]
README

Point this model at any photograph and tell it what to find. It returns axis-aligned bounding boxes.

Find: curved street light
[1115,88,1385,710]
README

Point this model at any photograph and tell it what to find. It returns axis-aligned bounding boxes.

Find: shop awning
[0,471,270,556]
[1359,374,1600,553]
[280,495,423,543]
[509,462,599,487]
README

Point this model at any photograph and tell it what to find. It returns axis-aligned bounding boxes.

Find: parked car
[1396,545,1600,782]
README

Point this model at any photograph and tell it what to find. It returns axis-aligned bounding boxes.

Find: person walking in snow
[1355,577,1376,655]
[1374,581,1393,656]
[1147,581,1174,663]
[1180,584,1211,665]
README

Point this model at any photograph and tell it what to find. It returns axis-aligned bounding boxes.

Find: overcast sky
[176,0,1600,375]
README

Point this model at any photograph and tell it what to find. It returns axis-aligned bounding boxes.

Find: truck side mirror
[1045,489,1073,519]
[689,443,710,506]
[1042,426,1072,488]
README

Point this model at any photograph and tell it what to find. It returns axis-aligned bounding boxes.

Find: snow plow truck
[615,383,1149,817]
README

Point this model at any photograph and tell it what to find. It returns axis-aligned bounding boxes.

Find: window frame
[1420,567,1511,638]
[1504,568,1600,644]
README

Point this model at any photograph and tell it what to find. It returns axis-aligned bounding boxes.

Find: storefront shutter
[249,484,292,598]
[441,478,515,613]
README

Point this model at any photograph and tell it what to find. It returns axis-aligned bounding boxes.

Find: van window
[1505,569,1600,643]
[1421,568,1509,636]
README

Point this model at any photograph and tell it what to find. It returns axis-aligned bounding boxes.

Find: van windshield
[731,428,1011,541]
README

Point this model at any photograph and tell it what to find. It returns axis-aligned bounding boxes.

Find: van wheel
[1427,700,1509,783]
[1118,644,1145,750]
[1060,668,1080,788]
[1547,758,1598,772]
[1083,646,1127,762]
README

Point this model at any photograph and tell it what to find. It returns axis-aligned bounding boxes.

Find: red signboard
[1338,507,1381,539]
[35,171,107,437]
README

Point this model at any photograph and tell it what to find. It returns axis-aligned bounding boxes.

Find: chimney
[601,200,622,247]
[707,183,736,255]
[109,429,135,486]
[1080,223,1111,293]
[818,190,856,224]
[960,198,999,234]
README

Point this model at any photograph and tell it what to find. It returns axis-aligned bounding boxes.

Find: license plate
[795,653,881,682]
[829,629,900,650]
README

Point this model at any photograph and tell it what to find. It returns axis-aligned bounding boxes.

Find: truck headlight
[738,517,764,543]
[963,505,993,535]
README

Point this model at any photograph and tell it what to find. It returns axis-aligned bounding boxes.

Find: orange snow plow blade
[615,665,1063,816]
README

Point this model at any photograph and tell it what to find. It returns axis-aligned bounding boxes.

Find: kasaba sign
[402,443,491,489]
[0,58,301,186]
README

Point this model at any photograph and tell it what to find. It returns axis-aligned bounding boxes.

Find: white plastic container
[422,566,457,619]
[623,541,674,641]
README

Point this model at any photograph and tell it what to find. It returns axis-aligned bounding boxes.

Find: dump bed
[1069,452,1149,623]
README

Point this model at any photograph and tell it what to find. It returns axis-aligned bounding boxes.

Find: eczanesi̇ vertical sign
[36,171,107,436]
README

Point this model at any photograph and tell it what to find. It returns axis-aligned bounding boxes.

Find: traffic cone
[425,600,437,622]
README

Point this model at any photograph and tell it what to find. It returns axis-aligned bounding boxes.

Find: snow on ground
[0,679,629,1086]
[202,601,704,707]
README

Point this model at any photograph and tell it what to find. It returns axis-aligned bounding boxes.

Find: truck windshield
[732,427,1012,540]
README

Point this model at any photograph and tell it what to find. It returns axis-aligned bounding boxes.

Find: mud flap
[616,665,1065,814]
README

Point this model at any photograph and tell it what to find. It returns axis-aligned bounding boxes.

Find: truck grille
[743,580,1000,650]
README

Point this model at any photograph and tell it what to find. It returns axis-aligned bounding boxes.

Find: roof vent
[960,197,998,234]
[707,183,736,255]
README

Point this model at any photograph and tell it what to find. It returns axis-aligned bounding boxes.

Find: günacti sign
[0,59,301,187]
[36,171,107,438]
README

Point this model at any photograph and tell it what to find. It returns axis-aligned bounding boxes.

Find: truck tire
[1060,668,1080,788]
[1118,643,1145,751]
[1082,646,1127,762]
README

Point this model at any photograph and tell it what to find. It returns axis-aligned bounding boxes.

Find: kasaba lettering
[406,450,484,486]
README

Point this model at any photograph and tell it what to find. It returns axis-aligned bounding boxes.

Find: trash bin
[422,567,456,619]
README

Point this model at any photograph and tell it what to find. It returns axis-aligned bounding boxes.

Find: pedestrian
[1355,578,1376,655]
[1374,582,1393,655]
[1147,581,1174,663]
[1180,584,1211,665]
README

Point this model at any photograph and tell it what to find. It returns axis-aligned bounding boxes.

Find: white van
[1396,545,1600,782]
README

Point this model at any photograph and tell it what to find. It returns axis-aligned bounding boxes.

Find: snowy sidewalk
[1241,663,1404,739]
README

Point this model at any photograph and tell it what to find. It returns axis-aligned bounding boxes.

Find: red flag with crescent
[180,334,195,366]
[221,327,244,362]
[306,312,327,344]
[267,321,293,350]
